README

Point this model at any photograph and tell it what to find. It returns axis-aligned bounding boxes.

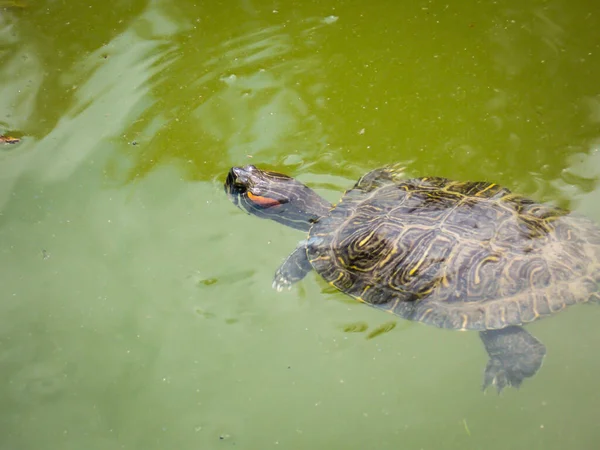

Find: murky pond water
[1,0,600,449]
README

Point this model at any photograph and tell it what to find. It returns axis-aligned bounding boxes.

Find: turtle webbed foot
[479,326,546,394]
[272,242,313,292]
[483,357,528,393]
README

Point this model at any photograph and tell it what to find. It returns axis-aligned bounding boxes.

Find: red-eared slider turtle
[224,165,600,391]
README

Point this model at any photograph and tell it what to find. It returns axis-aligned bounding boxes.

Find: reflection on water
[553,143,600,217]
[9,361,68,405]
[34,1,185,182]
[0,9,44,137]
[120,14,339,182]
[190,20,331,165]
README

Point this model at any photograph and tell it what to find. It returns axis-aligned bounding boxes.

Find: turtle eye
[225,169,248,193]
[231,180,248,194]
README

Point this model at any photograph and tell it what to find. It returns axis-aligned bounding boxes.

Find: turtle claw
[272,274,292,292]
[482,358,523,394]
[272,243,313,292]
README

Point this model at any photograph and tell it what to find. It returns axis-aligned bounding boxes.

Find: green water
[1,0,600,448]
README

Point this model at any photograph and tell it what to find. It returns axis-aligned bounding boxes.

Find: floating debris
[0,135,20,144]
[463,418,471,436]
[199,277,218,286]
[195,308,216,319]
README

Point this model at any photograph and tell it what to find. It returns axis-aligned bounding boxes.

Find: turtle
[224,164,600,391]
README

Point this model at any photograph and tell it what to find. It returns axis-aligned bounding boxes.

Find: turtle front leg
[273,242,313,291]
[479,326,546,393]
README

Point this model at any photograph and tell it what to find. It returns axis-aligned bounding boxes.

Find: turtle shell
[307,168,600,331]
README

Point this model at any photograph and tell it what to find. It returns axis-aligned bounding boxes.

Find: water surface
[1,1,600,449]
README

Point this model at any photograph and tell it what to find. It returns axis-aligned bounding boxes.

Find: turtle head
[225,165,331,231]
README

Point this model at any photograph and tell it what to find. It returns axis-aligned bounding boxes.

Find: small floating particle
[199,277,218,286]
[195,309,216,319]
[221,74,237,85]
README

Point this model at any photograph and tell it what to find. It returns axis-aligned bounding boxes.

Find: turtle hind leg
[479,326,546,393]
[272,243,313,292]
